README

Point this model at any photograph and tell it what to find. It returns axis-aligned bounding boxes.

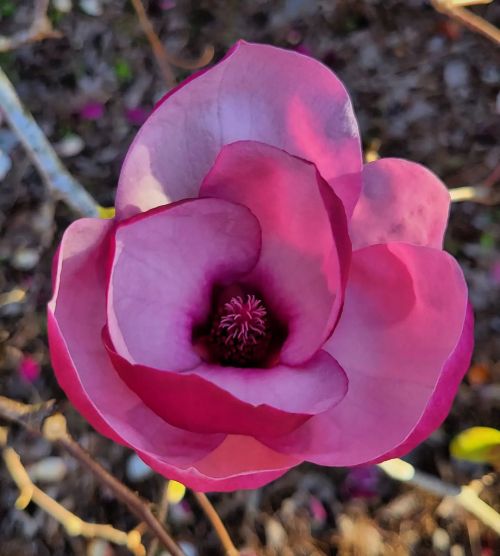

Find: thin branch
[0,398,185,556]
[147,482,170,556]
[0,0,62,52]
[431,0,500,45]
[129,0,176,88]
[129,0,214,88]
[193,492,240,556]
[0,65,99,217]
[1,435,145,555]
[378,459,500,535]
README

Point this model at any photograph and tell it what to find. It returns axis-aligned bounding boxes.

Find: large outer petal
[200,141,351,364]
[48,218,299,491]
[350,159,451,250]
[261,243,472,465]
[116,41,362,220]
[107,198,261,370]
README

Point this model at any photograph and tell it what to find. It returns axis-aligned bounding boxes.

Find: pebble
[54,0,73,12]
[126,453,154,482]
[55,134,84,157]
[444,60,469,90]
[432,528,450,552]
[11,247,40,271]
[87,539,114,556]
[79,0,103,16]
[27,457,67,483]
[265,517,286,551]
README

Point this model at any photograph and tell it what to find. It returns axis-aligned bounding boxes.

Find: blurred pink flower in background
[19,355,40,383]
[48,42,473,492]
[79,101,105,121]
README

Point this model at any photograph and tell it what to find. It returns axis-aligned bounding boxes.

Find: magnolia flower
[48,42,473,492]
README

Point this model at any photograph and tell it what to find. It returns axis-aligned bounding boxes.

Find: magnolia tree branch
[431,0,500,44]
[0,429,145,555]
[0,65,99,217]
[0,0,62,52]
[129,0,214,89]
[0,396,185,556]
[378,459,500,535]
[193,492,240,556]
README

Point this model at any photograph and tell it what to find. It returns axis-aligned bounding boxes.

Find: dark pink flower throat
[193,285,286,368]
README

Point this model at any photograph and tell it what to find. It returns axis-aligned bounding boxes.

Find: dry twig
[193,491,240,556]
[0,398,185,556]
[129,0,214,89]
[0,428,146,555]
[0,0,62,52]
[431,0,500,45]
[378,459,500,535]
[0,65,99,217]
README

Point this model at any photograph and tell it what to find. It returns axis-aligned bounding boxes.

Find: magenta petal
[262,243,471,465]
[104,329,310,437]
[140,435,300,493]
[107,198,261,370]
[350,159,450,249]
[116,41,362,220]
[48,218,224,468]
[200,141,351,364]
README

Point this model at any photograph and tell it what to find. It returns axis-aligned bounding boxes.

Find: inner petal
[107,198,261,371]
[200,140,351,366]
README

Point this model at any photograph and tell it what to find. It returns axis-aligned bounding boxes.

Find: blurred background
[0,1,499,555]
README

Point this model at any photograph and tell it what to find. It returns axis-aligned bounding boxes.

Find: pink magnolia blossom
[48,42,473,492]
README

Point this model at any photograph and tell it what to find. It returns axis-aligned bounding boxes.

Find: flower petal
[116,41,362,220]
[107,198,261,370]
[261,243,471,465]
[140,435,300,493]
[200,141,351,364]
[48,218,224,469]
[350,159,450,250]
[105,333,347,437]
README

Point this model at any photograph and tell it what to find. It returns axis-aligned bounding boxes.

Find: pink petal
[48,218,223,467]
[200,141,351,364]
[105,332,347,436]
[48,217,300,491]
[350,159,450,250]
[116,41,362,220]
[262,243,471,465]
[107,198,261,370]
[140,435,300,492]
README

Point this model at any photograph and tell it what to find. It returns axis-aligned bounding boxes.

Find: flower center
[209,293,272,367]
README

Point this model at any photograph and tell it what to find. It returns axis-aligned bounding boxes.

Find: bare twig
[193,492,240,556]
[0,431,145,555]
[0,0,62,52]
[431,0,500,45]
[0,398,185,556]
[0,65,99,217]
[129,0,214,88]
[378,459,500,535]
[147,482,170,556]
[130,0,176,88]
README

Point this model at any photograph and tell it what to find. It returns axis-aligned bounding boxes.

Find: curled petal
[116,41,362,220]
[105,332,347,437]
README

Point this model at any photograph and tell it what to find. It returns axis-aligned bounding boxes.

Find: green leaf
[114,59,133,82]
[450,427,500,465]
